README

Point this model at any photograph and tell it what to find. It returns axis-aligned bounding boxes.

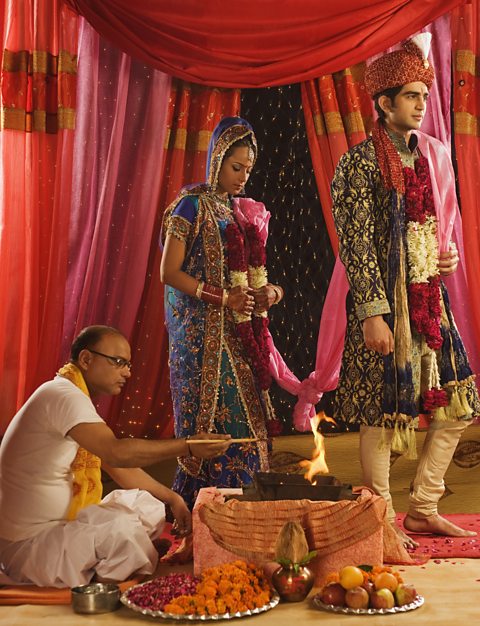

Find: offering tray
[313,593,425,615]
[120,582,280,621]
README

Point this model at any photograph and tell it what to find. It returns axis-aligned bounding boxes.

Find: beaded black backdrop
[241,84,336,434]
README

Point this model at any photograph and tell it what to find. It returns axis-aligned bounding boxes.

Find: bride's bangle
[272,285,283,304]
[195,281,205,299]
[222,289,229,307]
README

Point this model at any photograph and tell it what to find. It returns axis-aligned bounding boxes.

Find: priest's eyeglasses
[87,349,132,370]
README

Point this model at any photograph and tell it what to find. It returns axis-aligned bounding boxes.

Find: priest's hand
[187,432,231,458]
[362,315,394,355]
[169,493,192,537]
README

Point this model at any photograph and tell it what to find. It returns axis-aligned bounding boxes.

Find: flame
[299,412,336,483]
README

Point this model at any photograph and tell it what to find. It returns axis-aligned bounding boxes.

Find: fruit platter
[313,564,424,615]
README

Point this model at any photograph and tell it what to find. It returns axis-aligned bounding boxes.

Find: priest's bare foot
[404,514,477,537]
[392,523,419,549]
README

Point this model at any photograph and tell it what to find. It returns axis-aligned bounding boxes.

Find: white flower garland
[406,215,439,283]
[229,270,250,323]
[248,265,268,318]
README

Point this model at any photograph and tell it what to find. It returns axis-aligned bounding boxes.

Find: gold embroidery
[207,124,257,189]
[167,215,192,243]
[356,299,391,321]
[332,139,391,318]
[223,333,269,471]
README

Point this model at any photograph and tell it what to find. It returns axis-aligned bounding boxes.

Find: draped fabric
[295,16,480,430]
[64,0,465,88]
[108,80,241,438]
[451,2,480,364]
[0,0,78,433]
[59,17,172,434]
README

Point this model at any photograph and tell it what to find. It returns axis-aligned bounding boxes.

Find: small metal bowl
[71,582,120,614]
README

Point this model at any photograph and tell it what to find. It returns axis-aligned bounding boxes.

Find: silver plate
[312,593,424,615]
[120,583,280,621]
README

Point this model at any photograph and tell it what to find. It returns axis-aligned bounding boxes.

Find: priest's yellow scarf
[57,363,103,520]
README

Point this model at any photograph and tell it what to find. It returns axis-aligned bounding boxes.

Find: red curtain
[0,0,78,433]
[108,79,241,438]
[65,0,465,87]
[452,2,480,360]
[301,66,374,253]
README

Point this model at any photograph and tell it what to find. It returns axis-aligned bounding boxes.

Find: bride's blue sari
[161,118,270,508]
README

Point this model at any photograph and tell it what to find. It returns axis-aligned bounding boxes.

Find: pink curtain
[61,17,171,431]
[0,0,78,433]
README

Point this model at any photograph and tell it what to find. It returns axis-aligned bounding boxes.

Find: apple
[361,579,375,595]
[370,588,395,609]
[395,583,417,606]
[345,586,369,609]
[320,583,346,607]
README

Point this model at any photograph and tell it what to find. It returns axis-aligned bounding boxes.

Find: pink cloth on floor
[193,487,420,584]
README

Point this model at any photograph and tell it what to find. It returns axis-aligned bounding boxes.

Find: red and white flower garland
[404,157,448,411]
[225,221,272,391]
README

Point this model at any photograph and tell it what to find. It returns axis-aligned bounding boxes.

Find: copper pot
[271,564,314,602]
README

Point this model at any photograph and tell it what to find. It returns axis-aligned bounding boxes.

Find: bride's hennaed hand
[252,285,276,312]
[227,286,254,314]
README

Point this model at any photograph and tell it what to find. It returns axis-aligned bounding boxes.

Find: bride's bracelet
[271,284,284,304]
[196,281,228,307]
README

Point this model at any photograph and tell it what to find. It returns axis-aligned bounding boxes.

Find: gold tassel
[378,425,391,452]
[433,406,448,421]
[405,426,418,460]
[441,387,473,421]
[458,386,474,418]
[390,422,417,460]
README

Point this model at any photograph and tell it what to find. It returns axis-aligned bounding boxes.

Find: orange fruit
[374,572,398,592]
[339,566,364,590]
